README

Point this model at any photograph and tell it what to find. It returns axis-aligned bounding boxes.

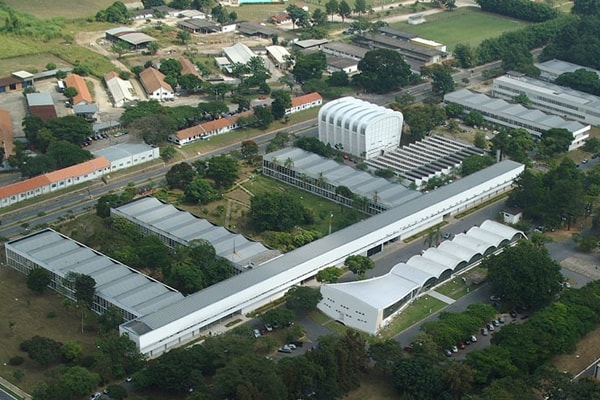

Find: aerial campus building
[4,158,523,358]
[318,97,404,160]
[535,59,600,82]
[318,220,525,334]
[444,89,590,151]
[492,73,600,127]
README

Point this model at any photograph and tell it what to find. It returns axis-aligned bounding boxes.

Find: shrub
[9,356,24,366]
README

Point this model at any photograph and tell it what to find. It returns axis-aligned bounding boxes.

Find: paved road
[0,388,16,400]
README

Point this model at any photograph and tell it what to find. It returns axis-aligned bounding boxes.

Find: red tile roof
[179,56,200,77]
[291,92,322,107]
[0,109,14,158]
[176,111,253,141]
[104,71,119,82]
[0,76,21,87]
[64,73,93,105]
[0,157,110,200]
[139,67,173,94]
[29,105,57,122]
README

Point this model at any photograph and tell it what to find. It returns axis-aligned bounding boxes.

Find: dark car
[510,310,517,318]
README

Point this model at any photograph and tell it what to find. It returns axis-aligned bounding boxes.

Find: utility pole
[328,212,333,235]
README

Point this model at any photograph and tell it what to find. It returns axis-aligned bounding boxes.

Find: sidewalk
[0,376,31,400]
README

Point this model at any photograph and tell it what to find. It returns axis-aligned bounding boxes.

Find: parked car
[444,349,452,357]
[487,323,495,331]
[290,340,304,347]
[451,345,458,353]
[492,319,500,327]
[489,295,501,302]
[287,343,296,350]
[253,329,261,338]
[470,335,477,343]
[90,393,102,400]
[498,316,505,324]
[278,346,292,354]
[265,324,273,332]
[457,341,465,350]
[510,310,517,318]
[481,328,488,336]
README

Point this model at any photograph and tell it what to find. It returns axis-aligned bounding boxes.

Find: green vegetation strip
[225,318,242,328]
[379,296,447,340]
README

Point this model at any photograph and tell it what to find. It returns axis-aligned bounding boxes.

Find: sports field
[394,7,530,51]
[3,0,124,19]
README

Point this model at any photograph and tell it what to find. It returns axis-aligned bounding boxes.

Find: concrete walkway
[427,290,456,305]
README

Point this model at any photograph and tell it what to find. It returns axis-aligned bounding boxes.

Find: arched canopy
[391,263,434,286]
[406,255,452,279]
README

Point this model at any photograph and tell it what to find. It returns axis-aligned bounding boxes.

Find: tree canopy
[484,241,562,310]
[357,49,412,93]
[27,268,51,294]
[285,285,323,313]
[344,255,374,278]
[248,192,313,232]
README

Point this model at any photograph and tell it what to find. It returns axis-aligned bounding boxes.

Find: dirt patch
[560,256,600,281]
[553,327,600,376]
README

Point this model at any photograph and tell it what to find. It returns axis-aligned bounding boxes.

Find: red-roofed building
[179,56,200,77]
[0,157,110,208]
[170,111,253,146]
[139,67,174,101]
[0,109,14,168]
[285,92,322,115]
[64,73,93,105]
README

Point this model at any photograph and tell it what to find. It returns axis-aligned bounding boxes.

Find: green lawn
[394,7,530,51]
[4,0,116,19]
[379,295,447,340]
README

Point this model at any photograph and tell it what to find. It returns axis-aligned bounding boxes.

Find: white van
[57,80,65,93]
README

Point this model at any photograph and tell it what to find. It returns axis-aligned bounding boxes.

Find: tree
[338,0,352,22]
[63,86,78,103]
[316,266,344,283]
[248,192,312,231]
[177,29,191,44]
[514,93,531,106]
[453,43,475,68]
[95,334,145,379]
[98,306,124,333]
[147,41,159,55]
[354,0,367,15]
[461,154,494,175]
[105,384,128,400]
[327,70,349,87]
[185,176,219,204]
[261,308,295,327]
[73,274,96,308]
[166,162,195,189]
[464,110,485,127]
[474,131,487,149]
[271,90,292,120]
[357,49,412,93]
[252,105,274,129]
[571,0,600,16]
[166,262,205,294]
[344,254,374,278]
[240,140,259,159]
[431,69,455,94]
[61,340,83,364]
[326,0,339,21]
[27,268,51,294]
[46,140,93,169]
[540,128,573,157]
[484,241,562,310]
[112,40,130,59]
[285,285,322,313]
[204,154,239,189]
[312,8,327,25]
[45,115,93,144]
[292,52,327,83]
[20,336,63,366]
[143,0,165,7]
[287,4,310,29]
[179,73,202,92]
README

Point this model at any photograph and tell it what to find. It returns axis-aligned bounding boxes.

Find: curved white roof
[437,241,479,262]
[452,234,489,255]
[390,263,435,286]
[481,220,526,241]
[466,226,507,248]
[420,247,463,270]
[324,274,420,309]
[406,254,451,278]
[318,96,403,135]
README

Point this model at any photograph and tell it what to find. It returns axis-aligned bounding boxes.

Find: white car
[90,393,102,400]
[470,335,477,343]
[253,329,261,338]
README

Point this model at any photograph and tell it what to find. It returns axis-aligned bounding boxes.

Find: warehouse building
[535,59,600,82]
[318,97,403,160]
[92,143,159,172]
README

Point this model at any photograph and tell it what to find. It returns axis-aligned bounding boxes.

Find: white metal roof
[535,59,600,79]
[92,143,156,163]
[105,74,138,105]
[6,229,184,318]
[223,43,257,65]
[113,197,279,267]
[320,220,524,313]
[26,93,53,106]
[265,45,290,64]
[122,161,524,334]
[263,147,422,209]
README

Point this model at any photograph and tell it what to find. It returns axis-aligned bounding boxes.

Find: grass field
[0,267,98,392]
[395,7,530,51]
[4,0,119,19]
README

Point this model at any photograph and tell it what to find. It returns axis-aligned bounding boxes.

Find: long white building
[492,73,600,127]
[117,160,522,358]
[318,97,403,160]
[444,89,590,151]
[318,220,524,334]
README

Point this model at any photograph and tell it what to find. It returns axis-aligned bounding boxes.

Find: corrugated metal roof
[7,229,184,318]
[127,161,524,332]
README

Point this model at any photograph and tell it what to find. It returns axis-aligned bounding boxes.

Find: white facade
[318,97,403,160]
[148,86,174,101]
[105,73,139,107]
[92,143,160,172]
[492,74,600,127]
[119,160,524,358]
[318,220,524,334]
